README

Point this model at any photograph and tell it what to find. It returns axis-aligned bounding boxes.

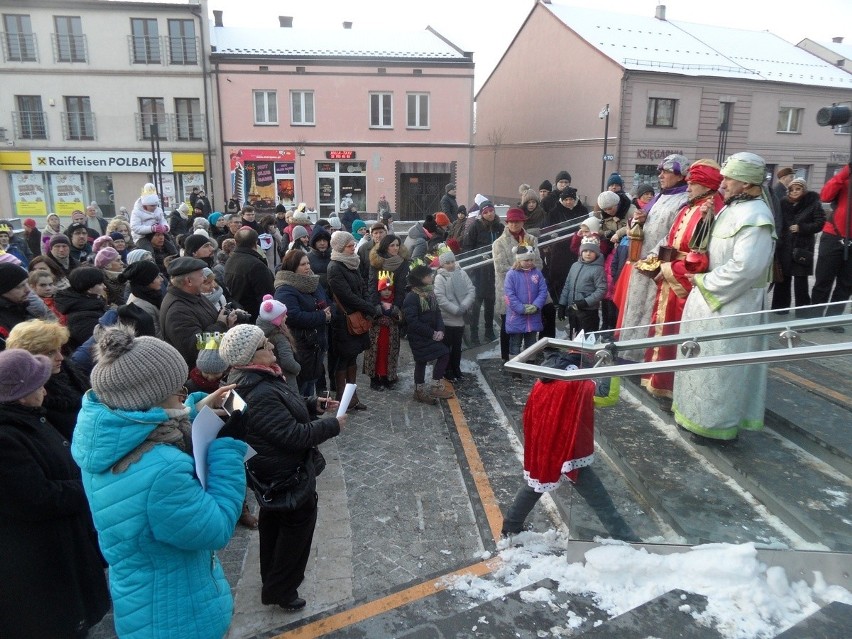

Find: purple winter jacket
[504,267,548,335]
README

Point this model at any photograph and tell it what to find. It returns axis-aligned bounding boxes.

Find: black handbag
[245,463,313,512]
[791,248,814,268]
[292,328,323,380]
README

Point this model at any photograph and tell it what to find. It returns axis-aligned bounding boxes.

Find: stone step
[773,601,852,638]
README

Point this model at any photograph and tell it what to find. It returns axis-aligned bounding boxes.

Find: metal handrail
[504,309,852,381]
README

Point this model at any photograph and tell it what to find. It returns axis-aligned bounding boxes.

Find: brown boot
[430,379,454,399]
[346,365,367,410]
[414,383,437,405]
[239,500,258,529]
[334,369,348,401]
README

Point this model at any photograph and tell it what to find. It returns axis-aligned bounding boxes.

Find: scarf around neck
[274,269,320,293]
[112,407,192,474]
[380,253,404,272]
[330,250,361,271]
[130,283,163,308]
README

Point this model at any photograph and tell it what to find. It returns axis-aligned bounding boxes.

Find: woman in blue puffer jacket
[71,326,247,639]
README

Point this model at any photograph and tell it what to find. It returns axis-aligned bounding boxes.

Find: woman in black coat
[326,231,379,410]
[0,349,109,638]
[6,319,89,441]
[368,234,410,307]
[221,325,341,612]
[402,265,454,405]
[771,178,826,312]
[53,267,108,350]
[274,249,333,397]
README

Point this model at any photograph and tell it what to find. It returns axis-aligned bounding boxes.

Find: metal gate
[399,172,450,221]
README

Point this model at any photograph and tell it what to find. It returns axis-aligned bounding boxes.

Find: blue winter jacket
[504,267,549,334]
[71,390,247,639]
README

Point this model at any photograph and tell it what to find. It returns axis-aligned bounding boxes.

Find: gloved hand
[556,304,566,321]
[217,410,246,441]
[432,330,444,341]
[523,304,538,315]
[151,224,169,234]
[575,299,589,310]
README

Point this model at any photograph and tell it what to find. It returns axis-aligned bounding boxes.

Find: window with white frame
[370,92,392,128]
[253,90,277,125]
[290,90,315,125]
[407,93,429,128]
[777,107,803,133]
[646,97,676,127]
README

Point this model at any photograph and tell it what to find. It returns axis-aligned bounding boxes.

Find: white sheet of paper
[336,383,356,417]
[192,405,224,490]
[244,444,257,462]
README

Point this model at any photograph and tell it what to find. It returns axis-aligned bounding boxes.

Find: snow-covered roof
[799,38,852,65]
[545,3,852,89]
[210,26,470,61]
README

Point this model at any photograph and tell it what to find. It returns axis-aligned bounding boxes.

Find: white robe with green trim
[672,196,776,440]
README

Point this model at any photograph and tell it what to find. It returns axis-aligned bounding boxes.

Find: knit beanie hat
[94,247,120,269]
[208,211,222,226]
[219,324,266,367]
[258,294,287,327]
[292,225,309,241]
[434,212,451,227]
[92,235,113,253]
[351,219,367,237]
[597,191,620,210]
[91,326,188,410]
[184,233,213,256]
[330,230,354,253]
[513,244,537,261]
[635,184,655,199]
[439,250,456,266]
[789,177,808,190]
[0,263,28,295]
[69,267,105,293]
[110,232,126,242]
[538,180,552,192]
[0,349,52,402]
[126,249,152,264]
[328,215,343,230]
[293,209,310,223]
[606,173,624,188]
[0,253,21,266]
[555,170,572,183]
[196,336,228,375]
[580,236,601,256]
[408,264,434,288]
[119,259,160,287]
[581,217,602,234]
[140,193,160,206]
[49,234,70,249]
[24,218,37,229]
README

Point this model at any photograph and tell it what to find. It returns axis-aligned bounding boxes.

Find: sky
[205,0,852,91]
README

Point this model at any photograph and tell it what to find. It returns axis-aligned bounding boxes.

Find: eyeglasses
[172,386,189,401]
[255,340,273,352]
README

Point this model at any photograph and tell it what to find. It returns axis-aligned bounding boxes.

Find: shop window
[53,15,86,63]
[777,107,803,134]
[646,98,676,128]
[167,19,196,65]
[291,90,315,126]
[254,90,277,125]
[407,93,429,129]
[370,92,392,128]
[130,17,160,64]
[3,14,37,62]
[63,96,94,140]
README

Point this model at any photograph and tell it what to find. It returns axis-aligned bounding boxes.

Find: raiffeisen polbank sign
[30,150,174,172]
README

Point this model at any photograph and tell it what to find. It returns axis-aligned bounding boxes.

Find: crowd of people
[1,155,849,635]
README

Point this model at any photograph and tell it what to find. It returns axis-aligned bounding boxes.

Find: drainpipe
[193,0,216,207]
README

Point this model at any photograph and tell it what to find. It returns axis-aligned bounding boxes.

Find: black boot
[370,376,385,391]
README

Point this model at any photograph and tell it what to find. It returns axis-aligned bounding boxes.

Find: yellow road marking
[773,368,852,408]
[269,388,507,638]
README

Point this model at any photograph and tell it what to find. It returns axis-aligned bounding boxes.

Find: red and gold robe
[641,191,725,397]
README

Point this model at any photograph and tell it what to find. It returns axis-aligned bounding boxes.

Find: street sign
[603,154,614,161]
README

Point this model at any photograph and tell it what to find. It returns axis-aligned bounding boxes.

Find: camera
[223,302,252,324]
[816,105,852,128]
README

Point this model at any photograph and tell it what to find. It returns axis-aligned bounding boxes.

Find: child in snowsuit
[558,236,607,338]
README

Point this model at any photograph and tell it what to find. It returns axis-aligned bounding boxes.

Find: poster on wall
[181,173,205,204]
[11,173,47,215]
[49,173,85,215]
[228,148,296,213]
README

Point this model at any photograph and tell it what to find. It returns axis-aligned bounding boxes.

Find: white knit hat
[581,217,601,234]
[597,191,620,210]
[258,294,287,327]
[220,325,266,367]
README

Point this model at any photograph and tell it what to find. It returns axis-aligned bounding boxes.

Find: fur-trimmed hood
[369,242,410,270]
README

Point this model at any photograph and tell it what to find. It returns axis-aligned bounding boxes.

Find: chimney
[832,36,844,44]
[279,16,293,28]
[212,10,223,27]
[655,4,666,21]
[343,21,353,29]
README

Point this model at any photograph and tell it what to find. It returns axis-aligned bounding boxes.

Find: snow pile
[446,531,852,639]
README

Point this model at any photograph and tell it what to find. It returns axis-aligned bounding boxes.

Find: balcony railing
[62,111,96,141]
[171,113,205,141]
[167,35,198,65]
[12,110,48,139]
[128,34,162,65]
[1,31,38,62]
[52,32,87,63]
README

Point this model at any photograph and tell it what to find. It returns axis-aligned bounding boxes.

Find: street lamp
[599,104,611,193]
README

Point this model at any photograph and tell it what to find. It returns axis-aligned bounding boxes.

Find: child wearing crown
[363,270,403,390]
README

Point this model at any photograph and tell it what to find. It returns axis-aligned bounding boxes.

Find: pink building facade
[211,15,474,220]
